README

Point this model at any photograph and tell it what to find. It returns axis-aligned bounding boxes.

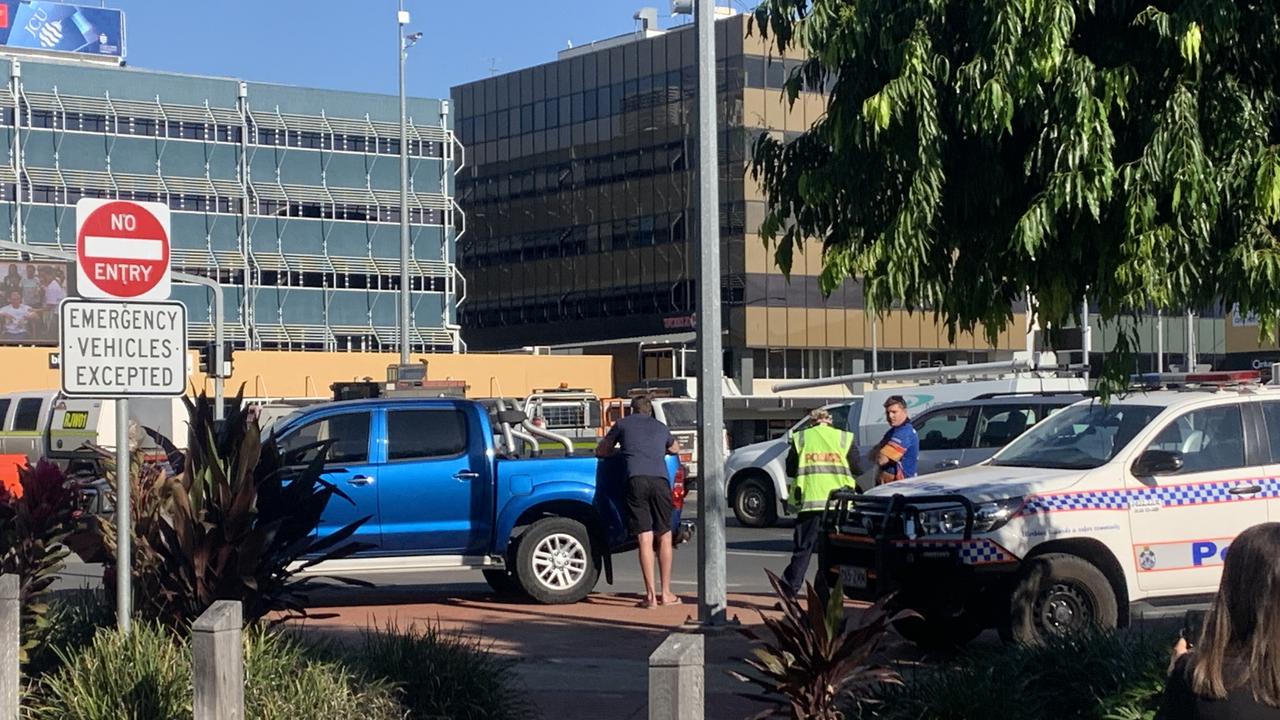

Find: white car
[823,370,1275,647]
[724,375,1087,528]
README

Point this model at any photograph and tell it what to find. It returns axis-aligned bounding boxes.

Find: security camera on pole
[67,197,188,632]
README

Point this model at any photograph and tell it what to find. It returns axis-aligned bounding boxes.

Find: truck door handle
[936,459,961,469]
[1229,484,1262,495]
[347,475,374,487]
[453,470,481,481]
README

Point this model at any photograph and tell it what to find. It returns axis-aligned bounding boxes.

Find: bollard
[649,632,704,720]
[1,575,17,720]
[191,600,243,720]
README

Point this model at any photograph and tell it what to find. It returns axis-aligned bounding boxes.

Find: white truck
[822,370,1275,646]
[724,359,1086,528]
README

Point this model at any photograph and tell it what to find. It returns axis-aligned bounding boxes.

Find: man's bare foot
[659,593,682,606]
[637,598,658,609]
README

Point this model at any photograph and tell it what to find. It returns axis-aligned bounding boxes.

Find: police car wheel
[732,475,777,528]
[514,517,600,604]
[1007,553,1118,644]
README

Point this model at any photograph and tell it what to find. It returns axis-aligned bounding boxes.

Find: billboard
[0,261,75,345]
[0,2,124,60]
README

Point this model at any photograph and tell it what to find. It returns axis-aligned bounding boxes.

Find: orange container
[0,454,25,498]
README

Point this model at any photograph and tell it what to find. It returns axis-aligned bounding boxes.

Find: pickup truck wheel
[732,475,777,529]
[1007,553,1118,644]
[515,518,600,604]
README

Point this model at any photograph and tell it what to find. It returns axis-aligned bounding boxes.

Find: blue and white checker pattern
[1022,489,1129,515]
[902,539,1015,565]
[1020,477,1280,516]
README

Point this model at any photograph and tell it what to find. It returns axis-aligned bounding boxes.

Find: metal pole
[694,0,727,626]
[1156,310,1164,372]
[115,397,131,632]
[871,315,878,375]
[398,1,411,365]
[1081,297,1091,382]
[1187,310,1196,370]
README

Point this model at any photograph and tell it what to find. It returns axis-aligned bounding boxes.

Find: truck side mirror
[1133,449,1184,476]
[496,409,527,425]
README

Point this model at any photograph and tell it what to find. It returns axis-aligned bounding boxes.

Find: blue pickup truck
[273,396,691,604]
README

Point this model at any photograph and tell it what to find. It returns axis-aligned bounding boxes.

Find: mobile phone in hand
[1183,609,1207,644]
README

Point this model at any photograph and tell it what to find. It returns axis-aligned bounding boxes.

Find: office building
[453,9,1233,391]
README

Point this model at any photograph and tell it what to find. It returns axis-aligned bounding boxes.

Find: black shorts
[626,475,674,536]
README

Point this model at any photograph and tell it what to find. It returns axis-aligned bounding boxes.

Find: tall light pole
[671,0,728,626]
[397,2,421,365]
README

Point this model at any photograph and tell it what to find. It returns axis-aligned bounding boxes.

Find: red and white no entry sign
[75,198,171,300]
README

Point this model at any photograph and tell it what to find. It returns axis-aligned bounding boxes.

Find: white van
[723,375,1086,527]
[823,370,1276,646]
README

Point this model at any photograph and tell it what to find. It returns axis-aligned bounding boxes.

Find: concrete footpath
[295,590,798,720]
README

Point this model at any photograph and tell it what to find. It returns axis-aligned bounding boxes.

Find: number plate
[62,411,89,430]
[838,566,868,589]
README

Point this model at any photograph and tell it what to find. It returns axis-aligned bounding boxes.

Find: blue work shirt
[878,421,920,480]
[601,413,676,479]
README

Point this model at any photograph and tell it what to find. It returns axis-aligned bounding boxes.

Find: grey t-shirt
[602,414,676,479]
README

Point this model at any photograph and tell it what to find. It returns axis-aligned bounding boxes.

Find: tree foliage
[750,0,1280,385]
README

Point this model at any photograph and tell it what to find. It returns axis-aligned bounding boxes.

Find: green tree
[750,0,1280,388]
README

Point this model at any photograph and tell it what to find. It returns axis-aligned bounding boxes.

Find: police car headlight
[918,498,1024,536]
[917,507,969,536]
[973,497,1025,533]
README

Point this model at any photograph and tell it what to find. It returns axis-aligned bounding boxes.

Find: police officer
[781,407,862,599]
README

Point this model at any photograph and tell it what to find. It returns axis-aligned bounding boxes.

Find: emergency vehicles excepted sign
[59,299,186,397]
[75,198,171,300]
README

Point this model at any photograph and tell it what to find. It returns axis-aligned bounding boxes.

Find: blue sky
[105,0,732,99]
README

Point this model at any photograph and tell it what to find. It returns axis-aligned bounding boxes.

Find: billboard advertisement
[0,261,75,345]
[0,2,124,60]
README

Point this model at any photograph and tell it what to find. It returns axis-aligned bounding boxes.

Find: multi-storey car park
[0,54,463,353]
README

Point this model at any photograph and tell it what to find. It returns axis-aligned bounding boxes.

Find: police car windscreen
[990,404,1162,470]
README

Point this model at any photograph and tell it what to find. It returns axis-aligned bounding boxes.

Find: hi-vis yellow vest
[789,424,855,513]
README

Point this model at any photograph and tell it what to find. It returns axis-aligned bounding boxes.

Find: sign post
[69,198,178,633]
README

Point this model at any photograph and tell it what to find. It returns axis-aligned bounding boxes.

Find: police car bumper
[821,490,1022,605]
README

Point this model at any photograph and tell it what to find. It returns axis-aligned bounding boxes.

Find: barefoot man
[596,395,682,608]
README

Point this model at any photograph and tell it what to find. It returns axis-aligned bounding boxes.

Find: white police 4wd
[822,370,1280,647]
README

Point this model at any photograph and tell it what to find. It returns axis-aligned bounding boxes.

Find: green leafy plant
[22,590,114,679]
[335,619,538,720]
[69,389,371,631]
[749,0,1280,395]
[29,621,191,720]
[242,627,404,720]
[28,622,406,720]
[0,460,86,663]
[849,627,1170,720]
[731,570,903,720]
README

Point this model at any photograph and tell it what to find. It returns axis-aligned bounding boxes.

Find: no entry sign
[75,198,171,300]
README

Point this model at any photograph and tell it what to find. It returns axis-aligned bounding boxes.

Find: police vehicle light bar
[1130,370,1261,386]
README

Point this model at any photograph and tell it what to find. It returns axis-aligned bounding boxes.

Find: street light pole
[693,0,728,626]
[397,1,412,365]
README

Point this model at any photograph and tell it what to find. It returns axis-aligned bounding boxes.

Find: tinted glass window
[994,404,1162,469]
[13,398,42,431]
[278,412,370,465]
[1145,405,1245,474]
[388,409,468,460]
[914,409,972,451]
[1263,402,1280,463]
[0,399,10,429]
[974,406,1039,448]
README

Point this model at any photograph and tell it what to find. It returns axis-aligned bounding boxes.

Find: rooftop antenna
[486,57,500,76]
